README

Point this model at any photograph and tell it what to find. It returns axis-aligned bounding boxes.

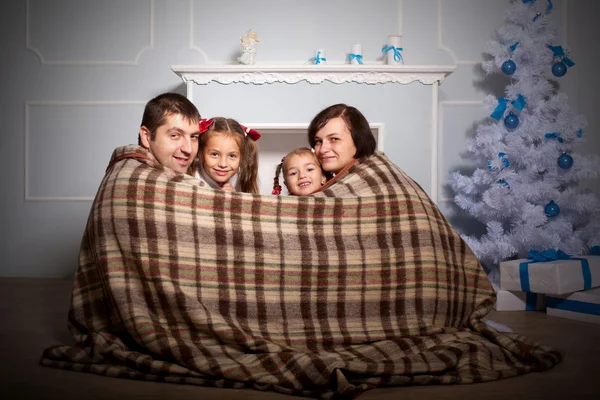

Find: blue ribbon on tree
[308,51,326,65]
[509,42,519,52]
[490,95,526,120]
[523,0,553,10]
[348,53,364,64]
[498,152,510,167]
[577,128,583,138]
[491,98,508,120]
[512,94,526,111]
[519,249,592,293]
[548,45,576,67]
[381,45,404,64]
[487,153,510,171]
[545,132,564,143]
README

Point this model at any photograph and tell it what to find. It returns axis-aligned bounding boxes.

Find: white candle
[386,34,403,65]
[350,44,362,65]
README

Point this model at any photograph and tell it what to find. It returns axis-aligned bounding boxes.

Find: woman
[307,103,376,186]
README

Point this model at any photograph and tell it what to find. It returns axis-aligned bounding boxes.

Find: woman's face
[313,117,357,174]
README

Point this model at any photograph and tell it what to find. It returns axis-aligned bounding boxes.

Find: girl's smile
[202,132,241,185]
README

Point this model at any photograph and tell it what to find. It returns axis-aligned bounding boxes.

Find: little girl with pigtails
[193,117,261,194]
[272,147,326,196]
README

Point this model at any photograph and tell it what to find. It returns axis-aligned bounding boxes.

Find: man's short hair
[138,93,200,144]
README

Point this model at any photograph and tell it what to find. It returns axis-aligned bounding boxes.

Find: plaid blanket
[41,145,561,398]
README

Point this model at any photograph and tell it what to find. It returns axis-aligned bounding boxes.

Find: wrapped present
[500,250,599,295]
[495,289,545,311]
[492,282,545,311]
[546,287,600,325]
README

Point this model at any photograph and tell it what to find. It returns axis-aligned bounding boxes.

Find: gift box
[495,289,546,311]
[546,287,600,325]
[500,255,600,295]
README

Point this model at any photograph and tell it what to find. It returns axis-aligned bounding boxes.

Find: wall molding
[396,0,404,36]
[187,0,404,66]
[24,100,146,202]
[188,0,208,61]
[25,0,154,66]
[437,0,478,66]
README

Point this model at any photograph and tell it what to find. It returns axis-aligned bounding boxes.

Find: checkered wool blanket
[41,145,561,398]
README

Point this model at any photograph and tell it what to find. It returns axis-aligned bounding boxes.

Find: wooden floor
[2,277,599,399]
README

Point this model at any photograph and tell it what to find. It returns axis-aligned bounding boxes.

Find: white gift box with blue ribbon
[495,289,546,311]
[546,287,600,325]
[492,282,545,311]
[499,251,600,295]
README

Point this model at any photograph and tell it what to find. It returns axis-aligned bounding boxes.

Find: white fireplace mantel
[171,64,456,95]
[171,64,456,203]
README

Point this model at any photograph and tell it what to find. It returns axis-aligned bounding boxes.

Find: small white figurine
[237,30,259,65]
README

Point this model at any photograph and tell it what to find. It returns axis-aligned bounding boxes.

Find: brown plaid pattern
[41,145,562,398]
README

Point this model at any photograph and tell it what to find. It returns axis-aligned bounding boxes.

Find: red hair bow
[241,124,261,141]
[199,118,214,133]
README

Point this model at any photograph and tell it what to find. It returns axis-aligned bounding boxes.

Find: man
[137,92,201,174]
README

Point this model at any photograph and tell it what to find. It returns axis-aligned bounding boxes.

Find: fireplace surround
[172,64,455,199]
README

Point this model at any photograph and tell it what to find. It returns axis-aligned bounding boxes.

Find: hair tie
[199,118,214,134]
[240,124,261,141]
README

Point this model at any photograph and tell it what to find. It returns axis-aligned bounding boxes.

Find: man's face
[139,113,200,174]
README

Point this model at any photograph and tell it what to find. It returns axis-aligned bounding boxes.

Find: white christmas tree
[448,0,600,277]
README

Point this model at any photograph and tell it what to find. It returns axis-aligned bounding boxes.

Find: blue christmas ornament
[504,112,519,129]
[552,61,567,77]
[501,60,517,75]
[544,200,560,217]
[557,153,573,169]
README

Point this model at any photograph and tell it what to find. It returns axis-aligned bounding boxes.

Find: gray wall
[1,0,598,277]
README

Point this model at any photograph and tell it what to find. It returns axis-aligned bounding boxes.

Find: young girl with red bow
[193,117,260,194]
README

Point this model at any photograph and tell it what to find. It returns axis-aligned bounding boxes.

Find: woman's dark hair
[307,104,376,158]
